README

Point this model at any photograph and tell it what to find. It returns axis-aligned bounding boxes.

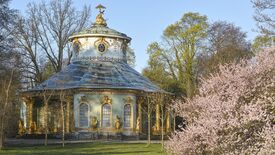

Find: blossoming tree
[165,47,275,154]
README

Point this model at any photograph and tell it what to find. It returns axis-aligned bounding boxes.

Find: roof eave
[69,34,132,43]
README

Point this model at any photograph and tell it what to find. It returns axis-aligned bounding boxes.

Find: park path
[5,138,162,146]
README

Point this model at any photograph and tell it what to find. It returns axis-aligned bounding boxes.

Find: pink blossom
[165,47,275,155]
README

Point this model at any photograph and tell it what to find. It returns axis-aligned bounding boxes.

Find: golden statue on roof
[95,4,107,26]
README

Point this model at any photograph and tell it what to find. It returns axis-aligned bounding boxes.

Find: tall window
[20,103,27,127]
[124,104,131,128]
[102,104,111,127]
[79,103,89,127]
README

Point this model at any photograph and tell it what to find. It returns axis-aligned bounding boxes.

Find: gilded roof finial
[95,4,107,26]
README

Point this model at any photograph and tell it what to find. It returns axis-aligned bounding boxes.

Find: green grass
[0,142,166,155]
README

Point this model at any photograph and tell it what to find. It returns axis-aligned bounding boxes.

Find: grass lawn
[0,142,167,155]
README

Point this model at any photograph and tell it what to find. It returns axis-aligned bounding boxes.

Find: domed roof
[27,61,164,93]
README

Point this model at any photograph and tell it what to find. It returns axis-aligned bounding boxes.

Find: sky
[10,0,258,73]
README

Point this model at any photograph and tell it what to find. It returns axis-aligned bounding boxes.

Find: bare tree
[140,94,157,146]
[41,86,53,146]
[14,0,91,86]
[14,17,44,85]
[58,89,68,147]
[251,0,275,35]
[152,93,171,151]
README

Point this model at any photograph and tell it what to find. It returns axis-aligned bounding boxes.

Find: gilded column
[136,99,142,132]
[166,110,171,132]
[155,103,160,132]
[26,98,33,133]
[66,99,71,133]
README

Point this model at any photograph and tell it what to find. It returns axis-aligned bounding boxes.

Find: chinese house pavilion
[20,5,173,139]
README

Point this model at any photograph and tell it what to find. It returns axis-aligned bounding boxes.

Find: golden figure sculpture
[29,121,36,134]
[91,116,98,129]
[152,124,158,134]
[18,119,25,136]
[102,96,112,104]
[123,96,133,104]
[115,115,121,130]
[95,4,107,26]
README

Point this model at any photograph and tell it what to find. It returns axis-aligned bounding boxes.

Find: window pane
[124,104,131,128]
[79,103,88,127]
[102,104,111,127]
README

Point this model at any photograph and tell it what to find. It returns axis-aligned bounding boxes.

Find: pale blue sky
[10,0,258,72]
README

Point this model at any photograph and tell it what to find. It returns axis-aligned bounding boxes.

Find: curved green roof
[26,61,165,93]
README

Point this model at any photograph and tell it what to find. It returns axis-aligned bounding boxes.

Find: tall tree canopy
[0,0,22,149]
[0,0,17,51]
[197,21,252,77]
[143,13,251,97]
[143,12,208,98]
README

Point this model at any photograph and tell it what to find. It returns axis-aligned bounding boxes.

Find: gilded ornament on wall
[123,96,133,104]
[29,121,37,134]
[18,119,25,136]
[115,115,121,130]
[91,116,98,129]
[101,96,112,104]
[94,38,110,54]
[79,95,88,103]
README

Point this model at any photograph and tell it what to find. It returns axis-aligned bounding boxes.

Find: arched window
[124,104,131,128]
[79,103,89,127]
[102,104,111,127]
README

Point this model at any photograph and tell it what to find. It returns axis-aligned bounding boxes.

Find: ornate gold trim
[101,96,112,104]
[79,95,88,103]
[94,37,110,54]
[123,96,133,104]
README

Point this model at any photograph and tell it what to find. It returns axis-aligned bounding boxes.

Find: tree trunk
[0,123,4,150]
[44,101,48,146]
[147,113,151,145]
[0,139,2,150]
[161,106,164,151]
[0,70,13,150]
[147,102,151,145]
[61,101,65,147]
